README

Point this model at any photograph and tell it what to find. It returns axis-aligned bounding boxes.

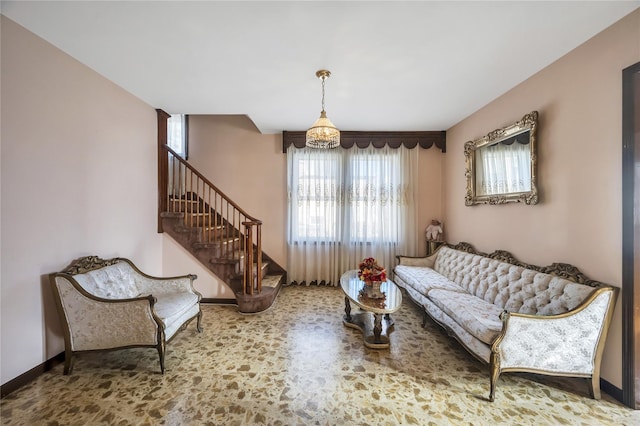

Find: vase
[363,281,384,299]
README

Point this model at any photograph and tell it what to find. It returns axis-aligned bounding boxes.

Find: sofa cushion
[73,262,139,299]
[502,278,596,315]
[394,265,467,295]
[153,292,200,325]
[423,297,492,363]
[428,288,504,345]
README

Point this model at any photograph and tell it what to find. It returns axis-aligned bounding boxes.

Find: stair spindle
[159,144,275,304]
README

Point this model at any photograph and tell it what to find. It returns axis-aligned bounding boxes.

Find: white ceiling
[2,1,639,134]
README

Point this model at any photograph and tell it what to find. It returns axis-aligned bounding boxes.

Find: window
[289,148,405,243]
[167,114,188,159]
[287,145,417,285]
[294,154,341,240]
[346,153,402,243]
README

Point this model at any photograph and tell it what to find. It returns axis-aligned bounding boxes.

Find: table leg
[384,313,391,321]
[373,313,382,343]
[344,296,352,321]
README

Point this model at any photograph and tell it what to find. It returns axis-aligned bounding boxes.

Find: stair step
[210,250,244,264]
[189,232,242,260]
[229,273,283,293]
[169,195,199,202]
[160,212,215,228]
[168,198,205,213]
[203,225,226,231]
[199,225,229,238]
[229,262,271,280]
[168,197,200,204]
[193,236,240,248]
[194,233,230,243]
[181,214,222,227]
[160,211,184,219]
[257,261,269,273]
[262,274,284,289]
[161,200,285,313]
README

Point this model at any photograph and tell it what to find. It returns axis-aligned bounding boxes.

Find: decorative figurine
[426,219,443,241]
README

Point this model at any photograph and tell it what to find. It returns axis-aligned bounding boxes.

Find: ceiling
[2,1,638,134]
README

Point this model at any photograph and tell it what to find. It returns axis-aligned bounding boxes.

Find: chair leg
[590,375,601,399]
[63,348,74,375]
[196,310,203,333]
[157,341,166,374]
[489,352,501,402]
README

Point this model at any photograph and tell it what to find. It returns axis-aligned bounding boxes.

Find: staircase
[156,111,285,313]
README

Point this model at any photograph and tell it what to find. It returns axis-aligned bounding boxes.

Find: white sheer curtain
[475,142,531,196]
[167,114,187,157]
[167,114,187,197]
[287,145,418,286]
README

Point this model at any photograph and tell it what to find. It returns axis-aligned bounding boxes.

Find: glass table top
[340,270,402,314]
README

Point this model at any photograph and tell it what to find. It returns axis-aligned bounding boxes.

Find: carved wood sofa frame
[50,256,203,375]
[396,242,618,402]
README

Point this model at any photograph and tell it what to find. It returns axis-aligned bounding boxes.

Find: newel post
[244,222,254,295]
[256,223,263,293]
[157,109,171,233]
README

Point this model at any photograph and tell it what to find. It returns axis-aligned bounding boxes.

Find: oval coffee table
[339,270,402,349]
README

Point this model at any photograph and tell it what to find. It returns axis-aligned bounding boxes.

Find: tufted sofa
[50,256,202,375]
[394,243,617,401]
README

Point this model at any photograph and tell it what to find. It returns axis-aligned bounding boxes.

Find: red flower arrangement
[357,257,387,285]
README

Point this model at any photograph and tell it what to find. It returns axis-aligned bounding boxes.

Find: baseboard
[201,298,236,305]
[1,352,64,398]
[601,378,623,403]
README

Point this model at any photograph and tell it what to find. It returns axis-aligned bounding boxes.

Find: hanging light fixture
[306,69,340,149]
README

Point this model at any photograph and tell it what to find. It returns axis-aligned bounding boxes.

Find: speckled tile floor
[1,285,639,425]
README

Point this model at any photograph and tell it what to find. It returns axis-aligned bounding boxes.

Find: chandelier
[306,70,340,149]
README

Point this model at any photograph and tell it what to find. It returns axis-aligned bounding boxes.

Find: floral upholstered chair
[50,256,202,374]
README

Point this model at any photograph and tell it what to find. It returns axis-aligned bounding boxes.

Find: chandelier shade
[306,111,340,149]
[306,70,340,149]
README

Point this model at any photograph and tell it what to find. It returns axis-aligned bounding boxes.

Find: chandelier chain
[321,76,326,112]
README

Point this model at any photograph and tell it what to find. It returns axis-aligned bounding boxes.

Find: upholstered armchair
[50,256,202,374]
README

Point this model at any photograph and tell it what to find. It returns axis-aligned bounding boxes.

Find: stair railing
[158,142,263,296]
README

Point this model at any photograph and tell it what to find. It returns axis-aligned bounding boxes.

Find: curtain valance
[282,130,446,153]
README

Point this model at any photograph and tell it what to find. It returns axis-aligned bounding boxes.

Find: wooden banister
[243,220,263,295]
[163,144,259,222]
[157,116,264,296]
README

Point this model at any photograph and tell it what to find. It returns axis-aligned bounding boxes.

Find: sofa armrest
[117,258,201,299]
[135,274,200,298]
[52,276,162,352]
[489,288,616,400]
[396,255,436,268]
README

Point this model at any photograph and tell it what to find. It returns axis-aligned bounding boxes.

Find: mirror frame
[464,111,539,206]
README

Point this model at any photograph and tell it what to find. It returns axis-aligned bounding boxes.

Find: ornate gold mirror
[464,111,538,205]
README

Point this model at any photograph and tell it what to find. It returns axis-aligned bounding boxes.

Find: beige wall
[1,17,162,385]
[443,9,640,388]
[417,147,445,255]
